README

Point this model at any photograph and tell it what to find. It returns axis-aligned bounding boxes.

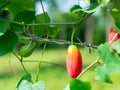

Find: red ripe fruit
[66,45,82,78]
[109,27,120,52]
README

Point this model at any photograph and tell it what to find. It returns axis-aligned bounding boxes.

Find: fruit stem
[110,33,118,43]
[77,57,100,79]
[71,27,76,45]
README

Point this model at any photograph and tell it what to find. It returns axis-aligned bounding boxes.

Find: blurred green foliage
[40,0,109,45]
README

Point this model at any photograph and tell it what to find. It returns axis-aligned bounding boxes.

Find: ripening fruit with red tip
[108,27,120,52]
[66,45,82,78]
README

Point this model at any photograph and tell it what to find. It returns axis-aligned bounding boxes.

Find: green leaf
[113,21,120,34]
[70,5,81,13]
[70,79,91,90]
[34,12,50,37]
[16,74,46,90]
[6,0,35,17]
[112,39,120,53]
[81,0,100,13]
[97,0,111,7]
[70,5,88,19]
[10,10,35,31]
[16,73,32,89]
[0,30,18,56]
[32,81,46,90]
[0,20,10,36]
[95,65,112,83]
[0,0,9,9]
[48,27,59,38]
[97,42,120,83]
[98,42,120,63]
[110,0,120,21]
[106,63,120,74]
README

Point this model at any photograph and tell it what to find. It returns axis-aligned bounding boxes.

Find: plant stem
[23,60,65,67]
[0,13,92,27]
[40,0,45,13]
[77,57,100,79]
[71,27,76,45]
[36,43,47,82]
[35,0,49,82]
[12,51,27,74]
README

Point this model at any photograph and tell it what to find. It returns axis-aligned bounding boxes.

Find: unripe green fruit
[18,41,37,57]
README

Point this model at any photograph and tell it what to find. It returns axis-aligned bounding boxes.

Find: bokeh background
[1,0,120,90]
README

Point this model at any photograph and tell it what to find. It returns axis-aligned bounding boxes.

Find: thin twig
[77,57,100,79]
[0,13,92,27]
[36,43,47,82]
[22,60,65,67]
[36,0,49,82]
[12,51,27,74]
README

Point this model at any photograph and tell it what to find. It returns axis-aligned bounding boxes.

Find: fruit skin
[18,41,37,57]
[66,45,82,78]
[109,27,120,52]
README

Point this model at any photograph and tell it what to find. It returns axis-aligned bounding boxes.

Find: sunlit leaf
[97,42,120,83]
[16,73,32,90]
[0,30,18,56]
[106,63,120,74]
[113,39,120,53]
[95,65,112,83]
[16,73,46,90]
[32,81,46,90]
[98,42,120,63]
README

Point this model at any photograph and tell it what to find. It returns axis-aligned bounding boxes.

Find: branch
[19,36,98,49]
[0,18,77,26]
[0,13,92,26]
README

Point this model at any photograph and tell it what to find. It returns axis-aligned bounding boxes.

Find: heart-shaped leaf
[95,65,112,83]
[0,30,18,56]
[16,74,46,90]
